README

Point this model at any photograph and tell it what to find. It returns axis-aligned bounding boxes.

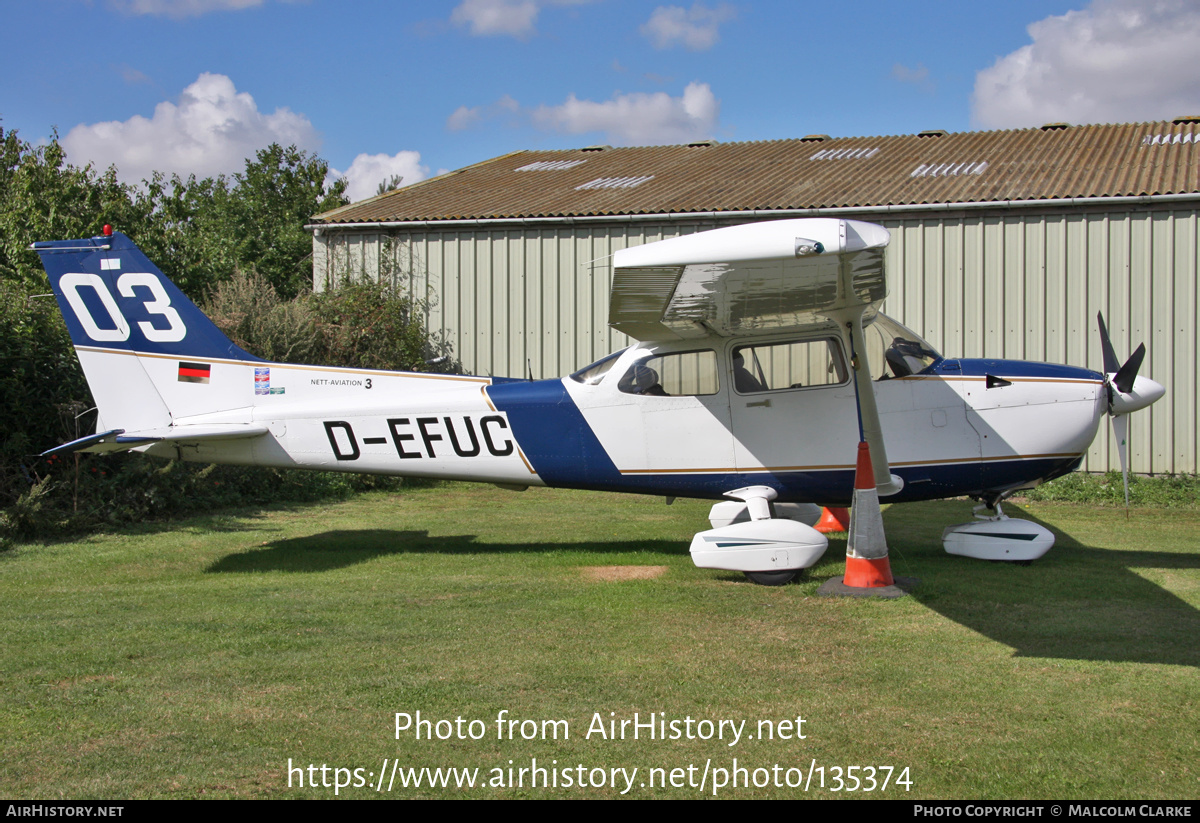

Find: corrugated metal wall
[312,204,1198,475]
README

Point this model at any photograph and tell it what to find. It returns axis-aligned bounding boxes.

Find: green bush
[3,454,410,544]
[0,282,90,509]
[203,268,322,364]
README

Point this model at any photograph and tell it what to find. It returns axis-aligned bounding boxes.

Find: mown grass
[1,485,1196,799]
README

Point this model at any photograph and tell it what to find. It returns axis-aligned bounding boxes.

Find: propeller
[1096,313,1165,511]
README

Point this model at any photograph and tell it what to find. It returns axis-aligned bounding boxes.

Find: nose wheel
[943,501,1055,562]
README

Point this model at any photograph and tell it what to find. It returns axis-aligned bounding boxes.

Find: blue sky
[4,0,1198,201]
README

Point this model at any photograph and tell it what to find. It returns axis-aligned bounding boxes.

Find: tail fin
[33,230,262,435]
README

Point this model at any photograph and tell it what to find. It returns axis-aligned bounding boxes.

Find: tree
[376,174,404,196]
[132,144,349,301]
[226,144,349,299]
[0,126,142,290]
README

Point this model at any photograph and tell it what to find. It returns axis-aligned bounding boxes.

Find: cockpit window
[618,350,719,396]
[864,314,941,379]
[732,338,848,393]
[569,350,623,385]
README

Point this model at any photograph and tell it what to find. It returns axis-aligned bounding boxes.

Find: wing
[609,218,890,341]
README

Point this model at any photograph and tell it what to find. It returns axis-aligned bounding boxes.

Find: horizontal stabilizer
[42,424,268,456]
[42,429,128,457]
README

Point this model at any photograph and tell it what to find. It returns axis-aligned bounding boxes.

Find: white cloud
[108,0,264,18]
[117,65,154,86]
[530,82,719,145]
[450,0,541,37]
[892,63,929,84]
[60,73,320,183]
[445,95,519,131]
[446,105,483,132]
[640,3,735,51]
[332,151,431,204]
[972,0,1200,129]
[449,0,588,38]
[892,62,934,93]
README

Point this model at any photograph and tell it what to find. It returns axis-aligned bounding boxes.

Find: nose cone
[1109,374,1166,415]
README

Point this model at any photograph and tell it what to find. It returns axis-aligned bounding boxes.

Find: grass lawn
[1,484,1197,799]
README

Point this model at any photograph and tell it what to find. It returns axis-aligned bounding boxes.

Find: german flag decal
[178,362,211,384]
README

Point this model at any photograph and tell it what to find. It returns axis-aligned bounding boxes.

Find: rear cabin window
[618,350,719,396]
[732,338,848,393]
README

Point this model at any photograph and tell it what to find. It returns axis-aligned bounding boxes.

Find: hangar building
[308,120,1200,475]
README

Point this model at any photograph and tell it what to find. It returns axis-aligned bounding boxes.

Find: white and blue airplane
[33,219,1164,584]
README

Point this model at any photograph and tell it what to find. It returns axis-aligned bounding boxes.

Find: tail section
[33,229,262,437]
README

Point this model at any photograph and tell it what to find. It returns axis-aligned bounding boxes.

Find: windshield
[865,314,941,379]
[569,349,624,385]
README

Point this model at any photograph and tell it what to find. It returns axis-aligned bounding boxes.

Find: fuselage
[34,229,1107,506]
[157,326,1106,507]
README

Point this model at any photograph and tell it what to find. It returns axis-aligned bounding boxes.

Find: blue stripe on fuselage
[488,378,1084,505]
[486,378,623,486]
[934,359,1102,381]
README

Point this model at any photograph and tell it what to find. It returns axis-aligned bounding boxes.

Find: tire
[744,570,800,586]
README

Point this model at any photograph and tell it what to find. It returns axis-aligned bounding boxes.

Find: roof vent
[917,129,948,138]
[800,134,830,142]
[1040,122,1070,131]
[686,139,718,147]
[1172,115,1200,125]
[581,144,612,152]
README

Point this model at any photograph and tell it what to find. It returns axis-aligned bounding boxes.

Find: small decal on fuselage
[178,361,210,383]
[310,378,370,388]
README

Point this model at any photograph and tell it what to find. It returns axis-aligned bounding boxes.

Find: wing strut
[841,311,903,496]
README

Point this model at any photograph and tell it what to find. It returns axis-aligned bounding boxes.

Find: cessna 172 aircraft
[34,219,1164,584]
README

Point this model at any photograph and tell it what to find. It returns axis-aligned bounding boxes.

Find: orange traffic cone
[814,506,850,534]
[842,441,894,588]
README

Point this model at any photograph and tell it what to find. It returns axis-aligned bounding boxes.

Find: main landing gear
[688,486,829,586]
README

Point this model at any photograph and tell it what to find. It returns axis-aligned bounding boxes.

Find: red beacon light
[102,224,113,237]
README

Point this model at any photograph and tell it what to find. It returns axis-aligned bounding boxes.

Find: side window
[732,338,848,393]
[618,350,719,396]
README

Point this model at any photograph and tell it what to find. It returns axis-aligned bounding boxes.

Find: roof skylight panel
[575,176,655,190]
[809,147,880,160]
[910,161,989,178]
[516,160,588,171]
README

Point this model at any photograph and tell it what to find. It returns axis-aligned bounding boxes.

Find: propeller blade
[1112,413,1131,512]
[1097,312,1120,376]
[1113,343,1146,395]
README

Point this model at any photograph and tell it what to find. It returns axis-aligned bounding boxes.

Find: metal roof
[313,120,1200,225]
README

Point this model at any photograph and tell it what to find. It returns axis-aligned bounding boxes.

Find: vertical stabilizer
[33,231,262,433]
